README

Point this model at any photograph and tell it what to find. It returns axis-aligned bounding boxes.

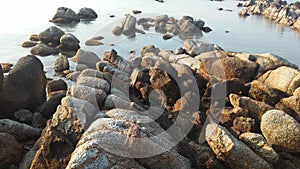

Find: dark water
[0,0,299,78]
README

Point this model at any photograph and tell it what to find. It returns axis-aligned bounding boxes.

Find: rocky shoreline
[0,5,300,169]
[237,0,300,31]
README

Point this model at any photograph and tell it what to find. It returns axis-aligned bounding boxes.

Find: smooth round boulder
[78,7,98,19]
[0,55,47,118]
[38,26,65,45]
[0,133,23,168]
[261,110,300,153]
[59,33,80,51]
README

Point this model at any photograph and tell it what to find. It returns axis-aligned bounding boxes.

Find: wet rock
[132,10,142,14]
[22,41,38,48]
[0,119,41,141]
[248,80,282,106]
[38,26,65,45]
[184,39,219,56]
[239,132,279,164]
[54,54,69,72]
[202,26,212,33]
[162,34,173,40]
[13,109,33,125]
[0,55,47,118]
[197,51,258,82]
[0,65,3,92]
[59,33,80,51]
[50,7,80,23]
[122,15,137,36]
[112,26,123,35]
[76,76,110,93]
[0,133,23,168]
[68,85,107,108]
[205,123,273,169]
[195,19,205,30]
[238,8,250,16]
[261,110,300,153]
[74,49,100,69]
[47,79,68,97]
[258,66,300,95]
[30,43,56,56]
[233,116,256,133]
[36,92,66,119]
[29,34,40,41]
[78,7,98,19]
[229,94,274,121]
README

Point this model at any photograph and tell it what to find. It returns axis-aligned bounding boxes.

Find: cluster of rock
[22,26,80,58]
[50,7,98,24]
[237,0,300,31]
[112,14,212,40]
[1,37,299,168]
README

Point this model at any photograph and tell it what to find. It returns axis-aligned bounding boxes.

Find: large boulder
[50,7,80,23]
[261,110,300,153]
[74,49,100,69]
[258,66,300,95]
[0,133,23,168]
[59,33,80,51]
[205,123,273,169]
[0,65,3,92]
[38,26,65,45]
[0,55,47,118]
[77,7,98,19]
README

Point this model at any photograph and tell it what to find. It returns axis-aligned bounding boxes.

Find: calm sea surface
[0,0,299,77]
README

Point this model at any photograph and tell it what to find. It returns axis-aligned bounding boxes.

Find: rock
[258,66,300,95]
[229,94,274,121]
[132,10,142,14]
[50,7,80,23]
[13,109,33,125]
[76,76,110,93]
[0,55,47,118]
[54,54,69,72]
[184,39,219,56]
[197,51,258,82]
[275,88,300,121]
[261,110,300,153]
[194,19,205,30]
[238,9,250,16]
[202,26,212,33]
[31,112,47,129]
[77,69,105,79]
[85,39,104,46]
[103,49,132,74]
[47,79,68,97]
[74,49,100,69]
[219,107,249,127]
[141,45,161,57]
[0,133,23,168]
[29,34,40,41]
[178,19,202,39]
[59,33,80,51]
[22,41,38,48]
[239,132,279,164]
[162,34,173,40]
[102,94,132,110]
[76,64,89,71]
[159,51,201,70]
[112,26,123,36]
[0,63,13,73]
[0,119,41,141]
[233,116,256,133]
[122,15,137,36]
[155,14,169,24]
[0,65,3,92]
[38,26,65,45]
[205,123,273,169]
[77,7,98,19]
[36,92,66,119]
[248,80,282,106]
[30,43,56,56]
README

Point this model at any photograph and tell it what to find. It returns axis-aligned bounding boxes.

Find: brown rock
[0,133,23,168]
[219,107,249,127]
[22,41,38,48]
[233,116,255,133]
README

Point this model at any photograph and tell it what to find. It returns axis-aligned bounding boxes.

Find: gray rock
[0,119,41,141]
[159,51,201,70]
[179,20,202,39]
[122,15,137,36]
[38,26,65,44]
[36,92,66,119]
[155,14,169,24]
[85,39,103,46]
[51,7,80,23]
[0,133,23,168]
[258,66,300,95]
[54,54,69,72]
[205,123,273,169]
[76,76,110,93]
[59,33,80,51]
[183,39,219,56]
[239,132,279,164]
[261,110,300,153]
[13,109,33,125]
[229,93,274,121]
[141,45,161,57]
[0,65,3,92]
[76,64,89,71]
[78,7,98,19]
[74,49,100,69]
[31,112,47,129]
[68,85,107,109]
[0,55,47,118]
[112,26,123,36]
[77,69,104,79]
[30,43,56,56]
[102,94,132,110]
[22,41,38,48]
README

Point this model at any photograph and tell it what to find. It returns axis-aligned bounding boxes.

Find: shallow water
[0,0,299,77]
